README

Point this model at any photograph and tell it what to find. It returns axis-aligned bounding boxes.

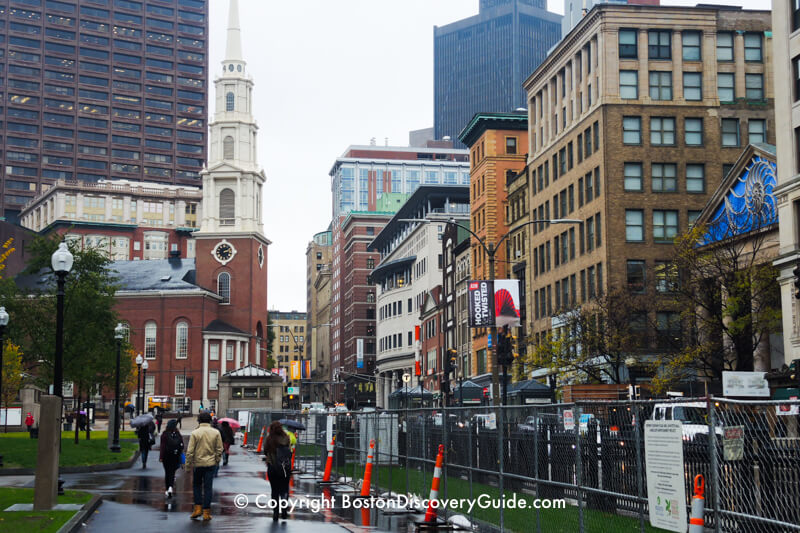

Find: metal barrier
[229,398,800,533]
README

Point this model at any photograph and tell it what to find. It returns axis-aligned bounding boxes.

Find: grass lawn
[330,462,665,533]
[0,431,138,469]
[0,487,92,533]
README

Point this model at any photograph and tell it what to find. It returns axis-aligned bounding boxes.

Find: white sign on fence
[563,409,575,431]
[645,420,687,533]
[237,410,250,430]
[0,408,21,426]
[776,396,799,416]
[722,371,769,397]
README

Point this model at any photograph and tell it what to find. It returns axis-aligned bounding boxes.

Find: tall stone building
[268,310,306,409]
[306,228,332,401]
[772,0,800,367]
[522,4,773,373]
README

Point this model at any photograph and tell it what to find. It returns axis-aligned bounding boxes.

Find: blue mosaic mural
[703,155,777,245]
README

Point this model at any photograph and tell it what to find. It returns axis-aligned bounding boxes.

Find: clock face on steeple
[212,239,237,265]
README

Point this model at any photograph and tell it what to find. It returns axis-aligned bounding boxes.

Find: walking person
[264,421,292,521]
[176,411,183,429]
[24,413,34,434]
[137,420,156,469]
[155,413,163,434]
[220,421,235,466]
[185,411,223,521]
[159,419,184,498]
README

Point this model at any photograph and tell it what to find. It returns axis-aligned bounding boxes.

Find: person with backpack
[159,419,184,498]
[264,421,292,521]
[219,421,235,466]
[137,420,156,469]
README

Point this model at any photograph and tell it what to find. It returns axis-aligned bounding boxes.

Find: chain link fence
[229,398,800,533]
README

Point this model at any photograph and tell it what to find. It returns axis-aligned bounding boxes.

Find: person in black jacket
[219,421,235,466]
[264,421,292,521]
[137,420,156,469]
[160,419,184,498]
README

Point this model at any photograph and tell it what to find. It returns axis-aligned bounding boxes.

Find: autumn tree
[1,342,24,432]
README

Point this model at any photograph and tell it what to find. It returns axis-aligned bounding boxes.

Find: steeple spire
[225,0,243,63]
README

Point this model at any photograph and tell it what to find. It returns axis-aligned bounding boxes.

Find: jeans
[140,447,149,466]
[193,466,215,508]
[163,457,179,489]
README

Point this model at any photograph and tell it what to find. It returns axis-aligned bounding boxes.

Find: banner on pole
[468,279,521,327]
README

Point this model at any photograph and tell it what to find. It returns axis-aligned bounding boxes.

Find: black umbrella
[130,413,154,428]
[279,419,306,431]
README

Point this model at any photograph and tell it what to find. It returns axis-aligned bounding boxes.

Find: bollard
[689,474,705,533]
[318,435,336,484]
[359,439,375,497]
[423,444,445,523]
[255,425,266,453]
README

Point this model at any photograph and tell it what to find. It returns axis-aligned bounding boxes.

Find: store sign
[467,280,521,327]
[722,371,769,397]
[287,386,299,395]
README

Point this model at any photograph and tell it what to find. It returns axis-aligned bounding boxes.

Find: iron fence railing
[229,397,800,533]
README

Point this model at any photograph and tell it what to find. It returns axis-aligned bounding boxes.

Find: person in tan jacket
[186,411,223,521]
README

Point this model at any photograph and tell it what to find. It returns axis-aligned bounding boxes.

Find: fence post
[575,405,584,533]
[534,406,541,533]
[468,414,474,526]
[498,404,505,532]
[442,405,449,506]
[405,412,410,498]
[634,403,645,533]
[709,399,721,533]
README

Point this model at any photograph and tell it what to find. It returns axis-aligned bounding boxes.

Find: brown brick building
[521,4,773,369]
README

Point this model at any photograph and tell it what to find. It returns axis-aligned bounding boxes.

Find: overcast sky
[207,0,769,313]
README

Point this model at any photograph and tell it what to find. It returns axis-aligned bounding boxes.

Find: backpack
[165,430,183,456]
[275,444,292,475]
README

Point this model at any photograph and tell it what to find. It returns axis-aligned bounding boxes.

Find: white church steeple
[199,0,265,235]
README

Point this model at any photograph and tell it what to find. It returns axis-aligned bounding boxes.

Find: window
[209,371,218,391]
[624,162,643,191]
[144,321,157,359]
[648,30,671,60]
[175,375,185,395]
[795,0,800,32]
[620,70,638,99]
[794,56,800,103]
[506,137,517,154]
[745,74,764,100]
[626,210,644,241]
[622,117,642,144]
[226,344,234,361]
[176,321,188,359]
[226,91,234,111]
[655,261,679,293]
[683,72,702,101]
[627,260,646,293]
[220,188,235,224]
[686,164,705,193]
[650,117,675,146]
[619,29,637,59]
[688,210,702,227]
[656,312,681,349]
[649,71,672,100]
[748,119,766,144]
[718,73,735,102]
[685,118,703,146]
[682,31,701,61]
[652,163,677,192]
[721,118,740,147]
[744,33,762,62]
[717,32,734,61]
[217,272,231,303]
[223,136,234,160]
[653,210,679,242]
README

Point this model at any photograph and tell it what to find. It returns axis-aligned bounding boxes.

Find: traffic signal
[509,334,519,361]
[445,349,457,374]
[794,265,800,299]
[440,379,450,394]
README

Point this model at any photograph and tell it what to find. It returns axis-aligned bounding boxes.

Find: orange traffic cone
[423,444,444,523]
[242,429,248,447]
[318,435,336,484]
[359,439,375,497]
[689,475,705,532]
[255,425,266,453]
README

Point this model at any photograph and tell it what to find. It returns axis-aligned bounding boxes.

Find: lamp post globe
[111,323,125,453]
[51,242,73,400]
[0,306,9,429]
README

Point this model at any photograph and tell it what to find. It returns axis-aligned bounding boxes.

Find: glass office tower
[433,0,561,148]
[0,0,208,221]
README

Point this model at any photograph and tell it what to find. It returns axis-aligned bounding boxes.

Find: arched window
[219,188,235,225]
[175,321,188,359]
[144,321,157,359]
[226,91,234,111]
[223,136,234,160]
[218,272,231,304]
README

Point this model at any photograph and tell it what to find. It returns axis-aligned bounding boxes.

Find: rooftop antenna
[370,137,376,146]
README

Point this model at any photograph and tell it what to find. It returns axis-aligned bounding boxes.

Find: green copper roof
[458,111,528,147]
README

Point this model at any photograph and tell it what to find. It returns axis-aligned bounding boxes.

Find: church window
[226,91,234,111]
[220,188,235,225]
[175,321,188,359]
[144,321,157,359]
[223,135,234,160]
[218,272,231,304]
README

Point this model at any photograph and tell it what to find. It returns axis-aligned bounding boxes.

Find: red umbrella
[217,417,240,429]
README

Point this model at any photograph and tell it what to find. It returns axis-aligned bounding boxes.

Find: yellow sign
[290,360,301,380]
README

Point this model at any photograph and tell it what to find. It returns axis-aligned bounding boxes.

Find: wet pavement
[0,436,428,533]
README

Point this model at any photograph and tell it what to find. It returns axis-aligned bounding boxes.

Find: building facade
[0,0,209,221]
[434,0,561,147]
[523,4,773,372]
[771,0,800,367]
[370,185,470,408]
[458,112,529,392]
[19,178,201,259]
[268,310,306,409]
[311,264,331,404]
[561,0,661,37]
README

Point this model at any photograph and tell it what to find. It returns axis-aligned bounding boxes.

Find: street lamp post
[141,360,149,413]
[51,242,74,399]
[0,307,9,434]
[111,323,125,453]
[135,354,143,416]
